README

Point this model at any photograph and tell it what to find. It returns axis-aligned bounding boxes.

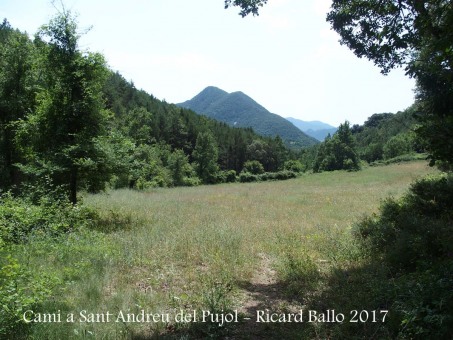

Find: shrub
[238,172,259,183]
[242,160,265,175]
[258,172,277,181]
[353,173,453,337]
[383,133,414,160]
[354,173,453,271]
[283,160,304,173]
[0,193,97,244]
[0,254,58,338]
[274,170,297,180]
[214,170,236,184]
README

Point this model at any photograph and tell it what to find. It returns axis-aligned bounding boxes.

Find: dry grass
[85,161,434,336]
[23,161,436,339]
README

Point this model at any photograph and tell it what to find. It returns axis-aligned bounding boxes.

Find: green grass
[6,161,436,339]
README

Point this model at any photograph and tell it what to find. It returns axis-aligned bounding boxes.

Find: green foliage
[0,20,35,190]
[369,153,427,167]
[382,132,415,159]
[352,109,420,163]
[238,170,297,183]
[0,192,97,244]
[1,15,299,197]
[327,0,453,168]
[0,254,58,338]
[224,0,268,17]
[192,132,220,184]
[283,159,304,173]
[215,169,237,183]
[15,11,109,204]
[242,160,264,175]
[259,170,297,181]
[278,251,320,296]
[313,121,360,172]
[353,173,453,337]
[238,171,259,183]
[168,149,198,186]
[119,107,155,144]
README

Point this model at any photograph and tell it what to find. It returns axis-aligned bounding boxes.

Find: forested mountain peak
[178,87,318,149]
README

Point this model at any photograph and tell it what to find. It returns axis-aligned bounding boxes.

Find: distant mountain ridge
[286,117,337,141]
[178,86,319,148]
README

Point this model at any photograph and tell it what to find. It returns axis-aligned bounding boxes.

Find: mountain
[177,86,319,149]
[304,128,338,141]
[286,117,337,141]
[286,118,335,131]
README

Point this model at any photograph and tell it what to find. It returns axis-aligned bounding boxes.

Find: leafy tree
[0,21,35,189]
[192,131,219,184]
[224,0,268,17]
[17,11,109,203]
[168,149,195,186]
[352,108,420,163]
[383,132,414,159]
[246,139,270,170]
[326,0,453,167]
[313,121,360,172]
[120,107,154,144]
[227,0,452,168]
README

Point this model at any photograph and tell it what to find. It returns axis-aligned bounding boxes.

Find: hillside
[286,117,337,141]
[351,107,420,163]
[178,86,319,149]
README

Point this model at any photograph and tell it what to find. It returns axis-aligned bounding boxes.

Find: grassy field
[15,161,436,339]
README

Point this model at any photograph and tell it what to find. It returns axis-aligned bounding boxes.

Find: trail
[231,253,304,339]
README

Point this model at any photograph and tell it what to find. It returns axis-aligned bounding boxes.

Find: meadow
[12,161,436,339]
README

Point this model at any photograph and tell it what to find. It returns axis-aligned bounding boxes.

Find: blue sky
[1,0,416,126]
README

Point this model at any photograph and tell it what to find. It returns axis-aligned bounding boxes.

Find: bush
[239,170,297,183]
[383,133,414,160]
[258,172,276,181]
[369,153,426,166]
[242,160,265,175]
[0,193,97,244]
[283,160,304,173]
[355,173,453,271]
[239,172,259,183]
[353,173,453,337]
[214,170,236,184]
[0,254,59,338]
[274,170,297,180]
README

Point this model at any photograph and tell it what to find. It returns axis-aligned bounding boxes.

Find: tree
[0,20,35,189]
[18,11,109,203]
[192,131,219,184]
[168,149,194,186]
[224,0,268,17]
[246,140,268,169]
[383,132,414,159]
[227,0,453,168]
[313,121,360,172]
[326,0,453,167]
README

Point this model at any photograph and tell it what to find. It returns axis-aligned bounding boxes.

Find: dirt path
[231,253,304,339]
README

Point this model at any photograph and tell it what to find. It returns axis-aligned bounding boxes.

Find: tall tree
[326,0,453,167]
[18,10,109,203]
[313,121,360,172]
[0,20,34,189]
[192,131,219,184]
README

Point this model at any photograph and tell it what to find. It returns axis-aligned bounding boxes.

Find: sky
[0,0,416,127]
